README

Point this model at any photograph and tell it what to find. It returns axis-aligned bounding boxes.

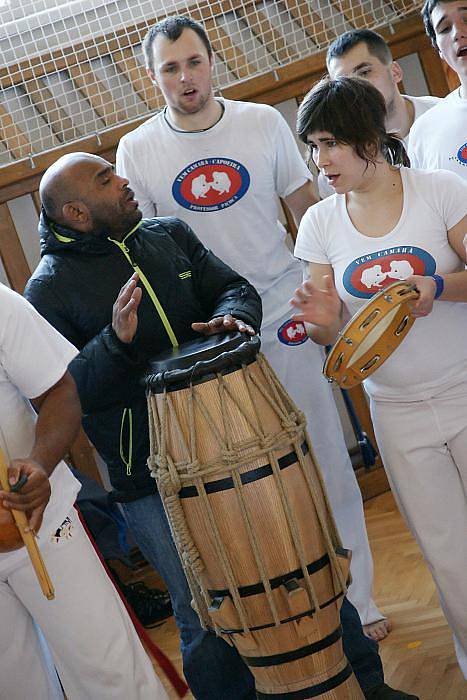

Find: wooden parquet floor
[146,491,467,699]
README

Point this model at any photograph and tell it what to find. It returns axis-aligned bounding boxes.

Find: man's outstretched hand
[192,314,255,336]
[112,272,143,344]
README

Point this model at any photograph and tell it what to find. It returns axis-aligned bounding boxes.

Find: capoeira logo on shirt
[277,319,308,346]
[343,246,436,299]
[51,516,74,543]
[449,142,467,168]
[172,158,250,212]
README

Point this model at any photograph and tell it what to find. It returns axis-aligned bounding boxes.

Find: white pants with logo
[370,382,467,678]
[0,507,169,700]
[262,313,382,625]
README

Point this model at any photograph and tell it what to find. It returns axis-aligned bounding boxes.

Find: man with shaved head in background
[326,29,440,145]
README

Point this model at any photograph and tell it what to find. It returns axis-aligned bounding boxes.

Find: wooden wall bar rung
[68,65,127,127]
[330,0,378,29]
[205,18,257,80]
[0,104,32,160]
[236,3,300,64]
[24,79,76,143]
[112,48,164,112]
[389,0,416,14]
[282,0,336,47]
[0,202,32,292]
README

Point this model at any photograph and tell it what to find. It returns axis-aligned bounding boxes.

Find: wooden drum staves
[146,333,363,699]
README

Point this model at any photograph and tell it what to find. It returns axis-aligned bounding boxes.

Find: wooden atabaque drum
[146,333,363,699]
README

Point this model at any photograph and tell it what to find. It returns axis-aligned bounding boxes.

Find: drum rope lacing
[148,352,347,632]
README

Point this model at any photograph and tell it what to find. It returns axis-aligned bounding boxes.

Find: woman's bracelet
[431,274,444,300]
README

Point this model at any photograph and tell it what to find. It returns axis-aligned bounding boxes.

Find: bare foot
[363,618,392,642]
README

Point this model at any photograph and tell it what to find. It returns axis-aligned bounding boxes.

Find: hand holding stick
[0,448,54,600]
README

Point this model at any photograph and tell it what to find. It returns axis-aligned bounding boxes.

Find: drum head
[146,332,261,393]
[348,306,399,367]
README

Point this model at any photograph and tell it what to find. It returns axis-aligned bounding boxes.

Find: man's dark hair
[422,0,456,48]
[296,77,409,170]
[326,29,392,68]
[143,16,212,73]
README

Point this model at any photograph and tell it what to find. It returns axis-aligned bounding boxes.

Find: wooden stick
[0,449,54,600]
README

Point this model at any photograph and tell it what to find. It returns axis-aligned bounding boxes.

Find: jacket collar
[38,209,142,256]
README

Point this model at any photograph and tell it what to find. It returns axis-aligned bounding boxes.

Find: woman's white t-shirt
[294,167,467,401]
[0,286,80,572]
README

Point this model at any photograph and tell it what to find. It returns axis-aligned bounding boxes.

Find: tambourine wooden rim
[324,281,420,388]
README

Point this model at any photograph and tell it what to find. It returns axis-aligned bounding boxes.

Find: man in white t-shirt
[326,29,440,146]
[116,15,386,639]
[323,29,440,199]
[0,286,167,700]
[408,1,467,177]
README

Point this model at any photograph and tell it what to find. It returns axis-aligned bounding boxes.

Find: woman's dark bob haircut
[296,77,409,168]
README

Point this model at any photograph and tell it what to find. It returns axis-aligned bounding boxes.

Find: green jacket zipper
[108,223,179,349]
[119,408,133,476]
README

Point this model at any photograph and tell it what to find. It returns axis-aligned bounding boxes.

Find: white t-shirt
[408,88,467,179]
[295,168,467,401]
[117,99,311,325]
[318,93,440,199]
[0,286,80,572]
[405,93,441,126]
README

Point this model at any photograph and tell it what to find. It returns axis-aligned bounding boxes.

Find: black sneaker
[364,683,419,700]
[121,580,173,628]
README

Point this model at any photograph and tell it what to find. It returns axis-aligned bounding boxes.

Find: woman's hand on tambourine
[290,276,342,327]
[406,275,436,318]
[112,272,143,344]
[0,459,50,532]
[192,314,255,336]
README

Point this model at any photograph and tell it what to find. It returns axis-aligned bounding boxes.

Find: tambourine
[324,281,420,388]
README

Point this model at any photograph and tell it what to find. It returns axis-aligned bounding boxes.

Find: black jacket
[25,214,262,501]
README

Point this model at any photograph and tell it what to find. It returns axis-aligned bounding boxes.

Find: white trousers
[262,315,381,625]
[370,382,467,678]
[0,508,168,700]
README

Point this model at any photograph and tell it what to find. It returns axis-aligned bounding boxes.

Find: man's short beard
[90,206,142,240]
[176,90,211,115]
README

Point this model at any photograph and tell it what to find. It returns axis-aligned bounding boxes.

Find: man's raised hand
[112,273,143,343]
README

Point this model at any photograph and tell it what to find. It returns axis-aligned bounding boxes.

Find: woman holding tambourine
[291,77,467,678]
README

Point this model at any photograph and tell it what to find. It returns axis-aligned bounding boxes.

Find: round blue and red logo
[456,142,467,165]
[277,319,308,346]
[342,246,436,299]
[172,157,250,212]
[449,142,467,168]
